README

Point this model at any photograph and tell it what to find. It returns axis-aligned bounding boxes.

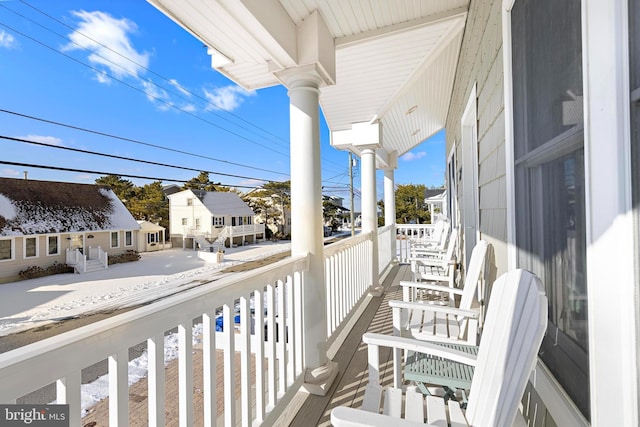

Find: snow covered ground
[0,241,292,414]
[0,241,291,337]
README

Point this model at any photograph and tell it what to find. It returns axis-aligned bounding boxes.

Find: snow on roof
[201,191,254,216]
[137,220,165,231]
[0,178,140,236]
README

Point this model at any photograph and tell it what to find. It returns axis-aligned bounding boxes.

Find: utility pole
[349,152,355,236]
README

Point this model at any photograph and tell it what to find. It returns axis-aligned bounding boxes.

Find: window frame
[24,236,39,259]
[47,235,60,256]
[124,230,133,247]
[0,238,14,262]
[110,231,120,248]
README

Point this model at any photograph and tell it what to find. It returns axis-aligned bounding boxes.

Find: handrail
[0,254,310,426]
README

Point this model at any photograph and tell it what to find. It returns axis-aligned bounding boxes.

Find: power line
[0,108,285,176]
[0,20,291,159]
[0,160,257,188]
[17,0,291,150]
[2,1,349,173]
[0,134,273,183]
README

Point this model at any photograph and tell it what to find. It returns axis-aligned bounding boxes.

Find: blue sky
[0,0,445,210]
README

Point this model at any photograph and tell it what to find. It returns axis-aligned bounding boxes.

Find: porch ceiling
[147,0,468,160]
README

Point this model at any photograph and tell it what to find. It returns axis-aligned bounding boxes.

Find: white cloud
[203,85,254,112]
[1,168,21,177]
[239,179,268,187]
[400,151,427,161]
[0,30,17,49]
[19,134,65,147]
[63,10,149,81]
[169,79,191,97]
[181,104,196,112]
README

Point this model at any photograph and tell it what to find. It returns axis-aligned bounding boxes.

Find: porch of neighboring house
[183,224,267,252]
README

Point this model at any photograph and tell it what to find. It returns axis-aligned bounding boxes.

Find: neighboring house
[423,188,446,224]
[168,189,264,248]
[0,178,140,283]
[243,189,292,237]
[137,220,170,252]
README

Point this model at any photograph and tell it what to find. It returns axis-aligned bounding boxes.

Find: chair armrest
[331,406,438,427]
[363,333,478,366]
[388,299,479,319]
[400,281,463,295]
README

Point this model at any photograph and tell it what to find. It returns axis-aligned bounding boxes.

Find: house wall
[445,0,507,280]
[168,193,211,238]
[0,231,138,284]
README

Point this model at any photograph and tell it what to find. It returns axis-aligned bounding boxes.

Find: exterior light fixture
[406,105,418,115]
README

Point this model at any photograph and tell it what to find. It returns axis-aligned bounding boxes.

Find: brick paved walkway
[81,345,249,427]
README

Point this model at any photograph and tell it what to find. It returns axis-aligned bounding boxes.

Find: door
[461,85,480,266]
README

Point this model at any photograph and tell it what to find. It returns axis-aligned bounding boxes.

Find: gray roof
[0,178,140,236]
[192,190,254,216]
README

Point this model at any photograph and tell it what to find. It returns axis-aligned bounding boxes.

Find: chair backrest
[433,219,450,250]
[458,240,489,312]
[465,269,547,427]
[441,227,458,263]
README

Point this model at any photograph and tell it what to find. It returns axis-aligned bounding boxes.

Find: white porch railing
[87,246,108,268]
[324,232,373,345]
[0,231,384,426]
[0,254,310,426]
[65,248,86,273]
[377,224,394,275]
[396,224,437,264]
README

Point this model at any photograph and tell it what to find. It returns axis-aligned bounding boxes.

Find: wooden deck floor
[285,263,412,427]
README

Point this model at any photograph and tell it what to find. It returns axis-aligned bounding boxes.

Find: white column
[361,148,382,295]
[286,73,338,395]
[384,167,396,261]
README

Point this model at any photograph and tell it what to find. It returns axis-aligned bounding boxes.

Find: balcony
[0,224,572,426]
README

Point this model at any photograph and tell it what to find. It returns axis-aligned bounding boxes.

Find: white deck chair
[331,269,547,427]
[402,240,488,308]
[396,240,489,347]
[409,228,459,286]
[410,219,450,251]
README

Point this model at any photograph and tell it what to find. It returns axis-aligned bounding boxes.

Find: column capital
[276,63,330,91]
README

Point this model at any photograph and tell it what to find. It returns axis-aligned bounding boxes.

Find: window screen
[511,0,589,418]
[25,237,37,258]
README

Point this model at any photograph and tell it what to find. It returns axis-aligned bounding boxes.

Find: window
[238,217,244,226]
[213,217,224,226]
[187,198,193,206]
[147,233,157,244]
[111,231,119,248]
[195,218,200,229]
[47,235,59,255]
[511,0,589,417]
[181,218,188,226]
[247,216,252,225]
[24,236,38,258]
[125,231,133,247]
[0,239,13,261]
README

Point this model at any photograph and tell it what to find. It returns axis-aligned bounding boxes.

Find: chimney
[23,171,28,180]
